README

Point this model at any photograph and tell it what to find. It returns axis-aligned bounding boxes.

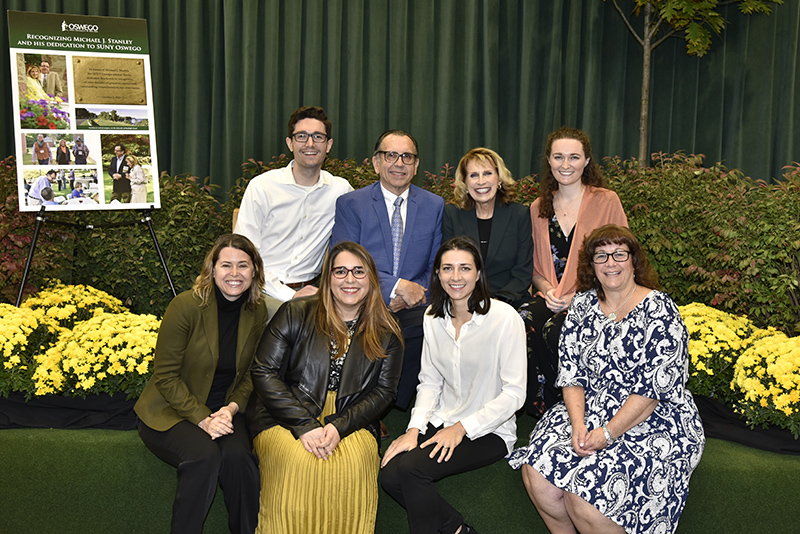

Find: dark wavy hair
[537,126,605,219]
[576,225,660,301]
[453,147,517,209]
[193,233,265,310]
[287,106,332,138]
[428,236,491,318]
[315,241,403,361]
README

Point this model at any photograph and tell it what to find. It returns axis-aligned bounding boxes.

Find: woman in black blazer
[442,147,533,308]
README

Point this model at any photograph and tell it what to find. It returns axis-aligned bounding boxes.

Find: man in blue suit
[331,130,444,410]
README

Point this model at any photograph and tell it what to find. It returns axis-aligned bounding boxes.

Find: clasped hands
[299,424,341,460]
[381,422,466,468]
[538,288,574,314]
[389,279,427,312]
[571,423,610,457]
[198,402,239,440]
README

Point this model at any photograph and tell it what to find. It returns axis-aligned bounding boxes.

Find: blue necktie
[391,196,404,276]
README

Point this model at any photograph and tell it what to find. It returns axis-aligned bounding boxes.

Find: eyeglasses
[331,266,367,279]
[592,250,631,264]
[291,131,329,143]
[376,151,418,165]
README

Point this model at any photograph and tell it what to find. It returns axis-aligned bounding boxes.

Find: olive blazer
[134,289,269,431]
[442,199,533,307]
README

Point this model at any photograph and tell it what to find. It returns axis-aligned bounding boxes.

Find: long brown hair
[193,234,265,310]
[537,127,605,219]
[315,241,403,361]
[576,225,660,301]
[453,147,517,209]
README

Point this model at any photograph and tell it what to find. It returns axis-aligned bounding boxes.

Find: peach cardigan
[530,186,628,299]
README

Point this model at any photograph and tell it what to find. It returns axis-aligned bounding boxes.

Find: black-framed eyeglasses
[375,151,418,165]
[331,266,368,279]
[592,250,631,264]
[291,131,329,143]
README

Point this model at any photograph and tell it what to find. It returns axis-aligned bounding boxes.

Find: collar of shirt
[380,182,410,230]
[276,160,330,191]
[437,306,488,339]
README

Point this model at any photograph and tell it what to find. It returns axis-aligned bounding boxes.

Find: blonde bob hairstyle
[316,241,404,361]
[453,147,517,210]
[192,233,265,310]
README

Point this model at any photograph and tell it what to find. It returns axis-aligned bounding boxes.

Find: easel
[15,206,176,306]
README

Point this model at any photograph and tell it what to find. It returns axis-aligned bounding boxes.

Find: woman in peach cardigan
[520,127,627,414]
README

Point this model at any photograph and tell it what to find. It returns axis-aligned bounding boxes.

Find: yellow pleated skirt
[253,391,379,534]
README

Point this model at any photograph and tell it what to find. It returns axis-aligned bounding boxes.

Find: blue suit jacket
[331,182,444,306]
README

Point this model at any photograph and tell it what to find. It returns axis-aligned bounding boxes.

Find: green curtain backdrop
[1,0,797,193]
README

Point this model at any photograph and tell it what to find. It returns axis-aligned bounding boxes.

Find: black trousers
[394,306,426,410]
[381,424,507,534]
[519,295,567,412]
[137,414,259,534]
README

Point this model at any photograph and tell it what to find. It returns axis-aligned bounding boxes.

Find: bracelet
[601,424,615,446]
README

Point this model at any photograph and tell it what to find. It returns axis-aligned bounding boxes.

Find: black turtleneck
[206,284,248,412]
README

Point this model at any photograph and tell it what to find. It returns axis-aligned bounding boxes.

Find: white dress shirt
[379,183,410,297]
[234,161,353,301]
[408,299,527,453]
[380,183,409,232]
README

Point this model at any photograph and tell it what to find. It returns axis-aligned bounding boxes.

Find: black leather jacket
[246,296,403,445]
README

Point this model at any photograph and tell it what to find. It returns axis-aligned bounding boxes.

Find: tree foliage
[605,0,783,163]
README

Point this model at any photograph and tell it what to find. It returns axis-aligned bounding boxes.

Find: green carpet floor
[1,408,799,533]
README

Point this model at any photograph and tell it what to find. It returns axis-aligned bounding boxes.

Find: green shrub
[0,156,73,304]
[606,154,800,333]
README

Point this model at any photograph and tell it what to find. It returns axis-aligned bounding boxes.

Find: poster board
[8,11,160,211]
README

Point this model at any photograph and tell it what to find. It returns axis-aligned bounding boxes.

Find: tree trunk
[639,2,653,165]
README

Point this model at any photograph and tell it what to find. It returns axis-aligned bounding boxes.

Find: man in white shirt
[28,170,57,206]
[234,106,353,316]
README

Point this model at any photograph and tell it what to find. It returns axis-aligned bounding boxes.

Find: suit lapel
[400,186,418,265]
[487,200,510,262]
[462,207,480,245]
[202,295,220,370]
[371,183,394,265]
[235,305,255,372]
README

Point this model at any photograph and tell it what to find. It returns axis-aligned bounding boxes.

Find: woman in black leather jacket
[247,240,403,533]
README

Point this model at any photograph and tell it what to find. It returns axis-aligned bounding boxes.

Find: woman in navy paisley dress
[508,225,704,534]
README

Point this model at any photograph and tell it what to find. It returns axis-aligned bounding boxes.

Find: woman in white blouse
[381,236,527,534]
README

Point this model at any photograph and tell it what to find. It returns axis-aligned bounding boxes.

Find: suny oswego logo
[61,20,99,33]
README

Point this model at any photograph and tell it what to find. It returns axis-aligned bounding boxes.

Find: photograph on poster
[16,53,71,129]
[101,134,153,205]
[22,167,101,208]
[23,133,96,166]
[76,107,149,130]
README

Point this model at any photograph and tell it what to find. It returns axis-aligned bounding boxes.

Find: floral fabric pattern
[548,215,570,282]
[509,290,705,534]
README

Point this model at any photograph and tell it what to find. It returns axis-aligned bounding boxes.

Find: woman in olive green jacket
[135,234,268,534]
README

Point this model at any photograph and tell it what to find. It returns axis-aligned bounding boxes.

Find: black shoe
[461,523,478,534]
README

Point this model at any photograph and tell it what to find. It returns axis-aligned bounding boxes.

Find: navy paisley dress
[508,290,705,533]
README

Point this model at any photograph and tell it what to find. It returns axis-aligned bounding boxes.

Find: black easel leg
[141,209,177,297]
[16,207,47,307]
